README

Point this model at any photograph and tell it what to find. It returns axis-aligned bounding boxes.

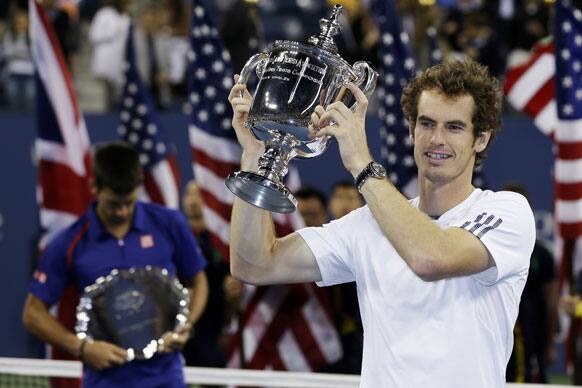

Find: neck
[417,173,475,218]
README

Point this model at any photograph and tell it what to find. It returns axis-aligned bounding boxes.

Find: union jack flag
[29,1,91,386]
[187,0,341,372]
[117,25,180,208]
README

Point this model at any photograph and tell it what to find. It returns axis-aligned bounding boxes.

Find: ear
[474,130,491,153]
[89,177,97,196]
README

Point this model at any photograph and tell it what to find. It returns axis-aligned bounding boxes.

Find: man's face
[95,187,139,227]
[297,197,328,227]
[329,186,362,219]
[182,182,204,221]
[412,89,489,186]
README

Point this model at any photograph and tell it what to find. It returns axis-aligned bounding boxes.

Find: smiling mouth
[425,151,452,160]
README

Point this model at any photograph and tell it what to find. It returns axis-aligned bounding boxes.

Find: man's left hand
[158,321,193,353]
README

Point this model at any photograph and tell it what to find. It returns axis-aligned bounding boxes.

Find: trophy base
[226,171,297,213]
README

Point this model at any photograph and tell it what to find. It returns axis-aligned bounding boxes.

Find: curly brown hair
[401,59,502,166]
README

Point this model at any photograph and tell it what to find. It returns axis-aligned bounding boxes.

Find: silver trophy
[225,5,378,213]
[75,266,190,361]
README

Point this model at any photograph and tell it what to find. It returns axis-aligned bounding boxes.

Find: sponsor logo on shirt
[34,271,47,284]
[140,234,154,249]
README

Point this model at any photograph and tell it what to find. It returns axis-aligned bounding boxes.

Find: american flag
[117,25,180,209]
[503,0,582,280]
[187,0,341,372]
[29,1,91,386]
[504,5,581,371]
[373,0,418,197]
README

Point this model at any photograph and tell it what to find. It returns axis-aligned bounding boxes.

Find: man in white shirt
[227,59,535,387]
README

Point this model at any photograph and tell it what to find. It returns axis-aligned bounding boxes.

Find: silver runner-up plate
[75,266,190,361]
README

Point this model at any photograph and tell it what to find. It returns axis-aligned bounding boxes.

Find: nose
[114,204,131,219]
[429,125,446,145]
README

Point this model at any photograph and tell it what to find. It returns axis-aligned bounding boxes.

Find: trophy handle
[349,61,378,110]
[237,52,269,95]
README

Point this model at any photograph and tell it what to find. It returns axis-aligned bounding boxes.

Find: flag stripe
[558,142,582,159]
[555,159,582,183]
[556,182,582,201]
[523,77,555,119]
[506,53,555,110]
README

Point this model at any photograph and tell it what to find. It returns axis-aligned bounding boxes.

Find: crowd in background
[0,0,574,384]
[0,0,553,114]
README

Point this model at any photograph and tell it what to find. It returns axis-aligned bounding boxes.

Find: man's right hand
[82,340,127,370]
[227,75,264,165]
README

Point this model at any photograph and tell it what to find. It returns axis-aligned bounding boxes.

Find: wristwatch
[355,161,387,193]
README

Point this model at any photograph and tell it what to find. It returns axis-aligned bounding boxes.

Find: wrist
[240,150,261,171]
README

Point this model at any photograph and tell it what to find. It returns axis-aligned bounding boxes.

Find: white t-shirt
[298,189,535,388]
[89,6,130,84]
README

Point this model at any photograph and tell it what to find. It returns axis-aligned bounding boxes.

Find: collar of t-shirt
[86,201,148,241]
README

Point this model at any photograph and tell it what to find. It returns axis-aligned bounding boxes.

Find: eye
[419,120,434,129]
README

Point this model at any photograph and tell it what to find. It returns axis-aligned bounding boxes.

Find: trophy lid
[307,4,343,53]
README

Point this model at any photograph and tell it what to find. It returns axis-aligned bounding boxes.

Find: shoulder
[471,189,532,214]
[140,202,187,226]
[43,214,91,255]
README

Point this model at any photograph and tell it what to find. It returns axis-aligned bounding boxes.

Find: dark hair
[93,142,143,194]
[401,59,502,166]
[501,182,530,202]
[295,186,327,208]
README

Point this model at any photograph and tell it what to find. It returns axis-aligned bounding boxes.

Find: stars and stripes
[187,0,340,372]
[373,0,418,198]
[29,1,91,386]
[504,0,582,257]
[118,25,180,208]
[554,0,582,242]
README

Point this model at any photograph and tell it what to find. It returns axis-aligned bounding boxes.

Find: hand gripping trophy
[225,5,378,213]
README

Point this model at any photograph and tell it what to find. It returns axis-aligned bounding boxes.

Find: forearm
[360,179,451,277]
[230,152,279,282]
[22,295,82,356]
[187,272,208,325]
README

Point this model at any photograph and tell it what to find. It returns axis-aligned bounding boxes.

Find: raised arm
[227,76,321,285]
[311,83,493,281]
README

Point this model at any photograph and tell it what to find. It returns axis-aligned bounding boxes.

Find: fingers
[345,82,369,118]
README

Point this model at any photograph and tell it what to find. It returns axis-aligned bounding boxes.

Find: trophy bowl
[226,5,378,213]
[75,266,190,361]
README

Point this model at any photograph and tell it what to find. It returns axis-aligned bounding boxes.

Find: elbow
[409,255,446,282]
[229,252,261,285]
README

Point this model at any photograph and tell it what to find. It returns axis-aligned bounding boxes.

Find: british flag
[29,1,91,386]
[117,25,180,209]
[187,0,341,372]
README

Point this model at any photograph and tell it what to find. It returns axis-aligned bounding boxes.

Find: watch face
[370,162,387,177]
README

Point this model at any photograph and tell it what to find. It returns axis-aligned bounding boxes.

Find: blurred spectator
[220,0,263,74]
[508,0,550,65]
[295,186,329,228]
[89,0,131,110]
[504,182,558,383]
[1,6,34,112]
[133,1,172,109]
[327,181,364,374]
[42,0,80,68]
[181,180,233,371]
[163,0,191,109]
[328,0,379,68]
[454,10,507,77]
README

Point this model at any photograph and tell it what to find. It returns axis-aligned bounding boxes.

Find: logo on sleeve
[140,234,154,249]
[34,271,47,284]
[460,212,503,238]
